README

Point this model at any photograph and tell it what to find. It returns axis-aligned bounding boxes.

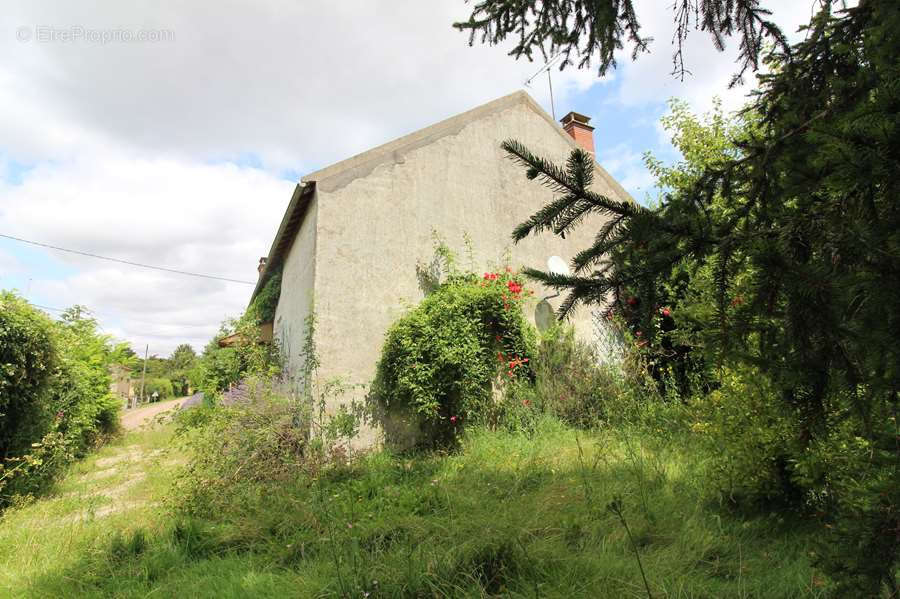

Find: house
[217,322,274,348]
[249,90,632,444]
[108,364,133,404]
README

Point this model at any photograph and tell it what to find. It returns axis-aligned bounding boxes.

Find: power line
[0,233,256,285]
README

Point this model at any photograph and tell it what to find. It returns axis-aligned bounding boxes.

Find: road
[121,397,185,430]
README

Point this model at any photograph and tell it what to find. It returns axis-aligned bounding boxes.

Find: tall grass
[3,416,830,598]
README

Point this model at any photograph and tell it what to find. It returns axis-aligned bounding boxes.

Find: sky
[0,1,815,357]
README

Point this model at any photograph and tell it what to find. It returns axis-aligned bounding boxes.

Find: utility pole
[138,344,148,408]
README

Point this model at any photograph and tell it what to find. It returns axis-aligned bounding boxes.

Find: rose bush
[372,270,536,448]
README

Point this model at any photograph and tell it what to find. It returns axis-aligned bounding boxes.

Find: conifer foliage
[454,0,788,82]
[502,1,899,591]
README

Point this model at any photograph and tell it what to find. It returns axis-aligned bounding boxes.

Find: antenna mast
[524,53,564,120]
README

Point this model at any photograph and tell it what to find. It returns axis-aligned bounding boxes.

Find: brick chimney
[257,257,267,276]
[560,111,595,156]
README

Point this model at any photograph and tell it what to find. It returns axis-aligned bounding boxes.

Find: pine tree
[454,0,788,83]
[502,1,900,591]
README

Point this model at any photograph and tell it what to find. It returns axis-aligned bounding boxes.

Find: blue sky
[0,1,813,356]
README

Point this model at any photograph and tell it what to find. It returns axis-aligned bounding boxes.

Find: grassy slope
[0,426,181,596]
[1,418,827,598]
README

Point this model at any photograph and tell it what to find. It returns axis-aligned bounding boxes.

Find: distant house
[108,364,132,402]
[248,91,632,444]
[217,322,274,348]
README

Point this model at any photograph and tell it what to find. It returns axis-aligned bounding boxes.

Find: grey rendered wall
[273,196,318,391]
[308,98,623,442]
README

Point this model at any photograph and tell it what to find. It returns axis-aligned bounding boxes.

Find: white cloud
[1,158,293,354]
[0,0,821,356]
[0,0,617,356]
[1,0,605,169]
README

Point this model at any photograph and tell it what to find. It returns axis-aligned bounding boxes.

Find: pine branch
[454,0,785,82]
[503,140,642,243]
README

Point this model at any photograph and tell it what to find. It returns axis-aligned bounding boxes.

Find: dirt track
[121,397,185,430]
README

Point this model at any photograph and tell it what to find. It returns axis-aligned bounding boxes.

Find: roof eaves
[248,181,316,306]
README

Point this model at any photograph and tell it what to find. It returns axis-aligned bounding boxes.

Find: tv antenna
[524,53,564,120]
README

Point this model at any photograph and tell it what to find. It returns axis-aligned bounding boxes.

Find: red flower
[661,307,671,317]
[450,416,458,424]
[507,356,528,370]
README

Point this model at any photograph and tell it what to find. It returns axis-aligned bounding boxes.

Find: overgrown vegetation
[373,248,536,448]
[505,325,650,431]
[192,269,283,403]
[2,281,894,596]
[0,293,122,507]
[3,3,897,593]
[7,413,833,598]
[500,3,900,592]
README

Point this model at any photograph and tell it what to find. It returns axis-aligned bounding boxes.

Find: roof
[217,322,274,348]
[249,181,315,302]
[249,90,633,305]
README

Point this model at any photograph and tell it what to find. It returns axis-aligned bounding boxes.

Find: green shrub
[195,305,282,403]
[172,404,215,434]
[172,377,362,515]
[142,378,174,400]
[792,393,900,596]
[0,296,121,505]
[372,270,536,448]
[172,390,306,515]
[0,292,57,459]
[247,269,281,324]
[196,341,240,401]
[50,310,122,450]
[508,326,627,430]
[689,367,802,507]
[691,367,900,592]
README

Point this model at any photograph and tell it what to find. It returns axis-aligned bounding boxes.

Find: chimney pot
[560,111,595,156]
[257,257,267,275]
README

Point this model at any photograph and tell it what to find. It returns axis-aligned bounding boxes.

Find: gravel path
[121,397,185,430]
